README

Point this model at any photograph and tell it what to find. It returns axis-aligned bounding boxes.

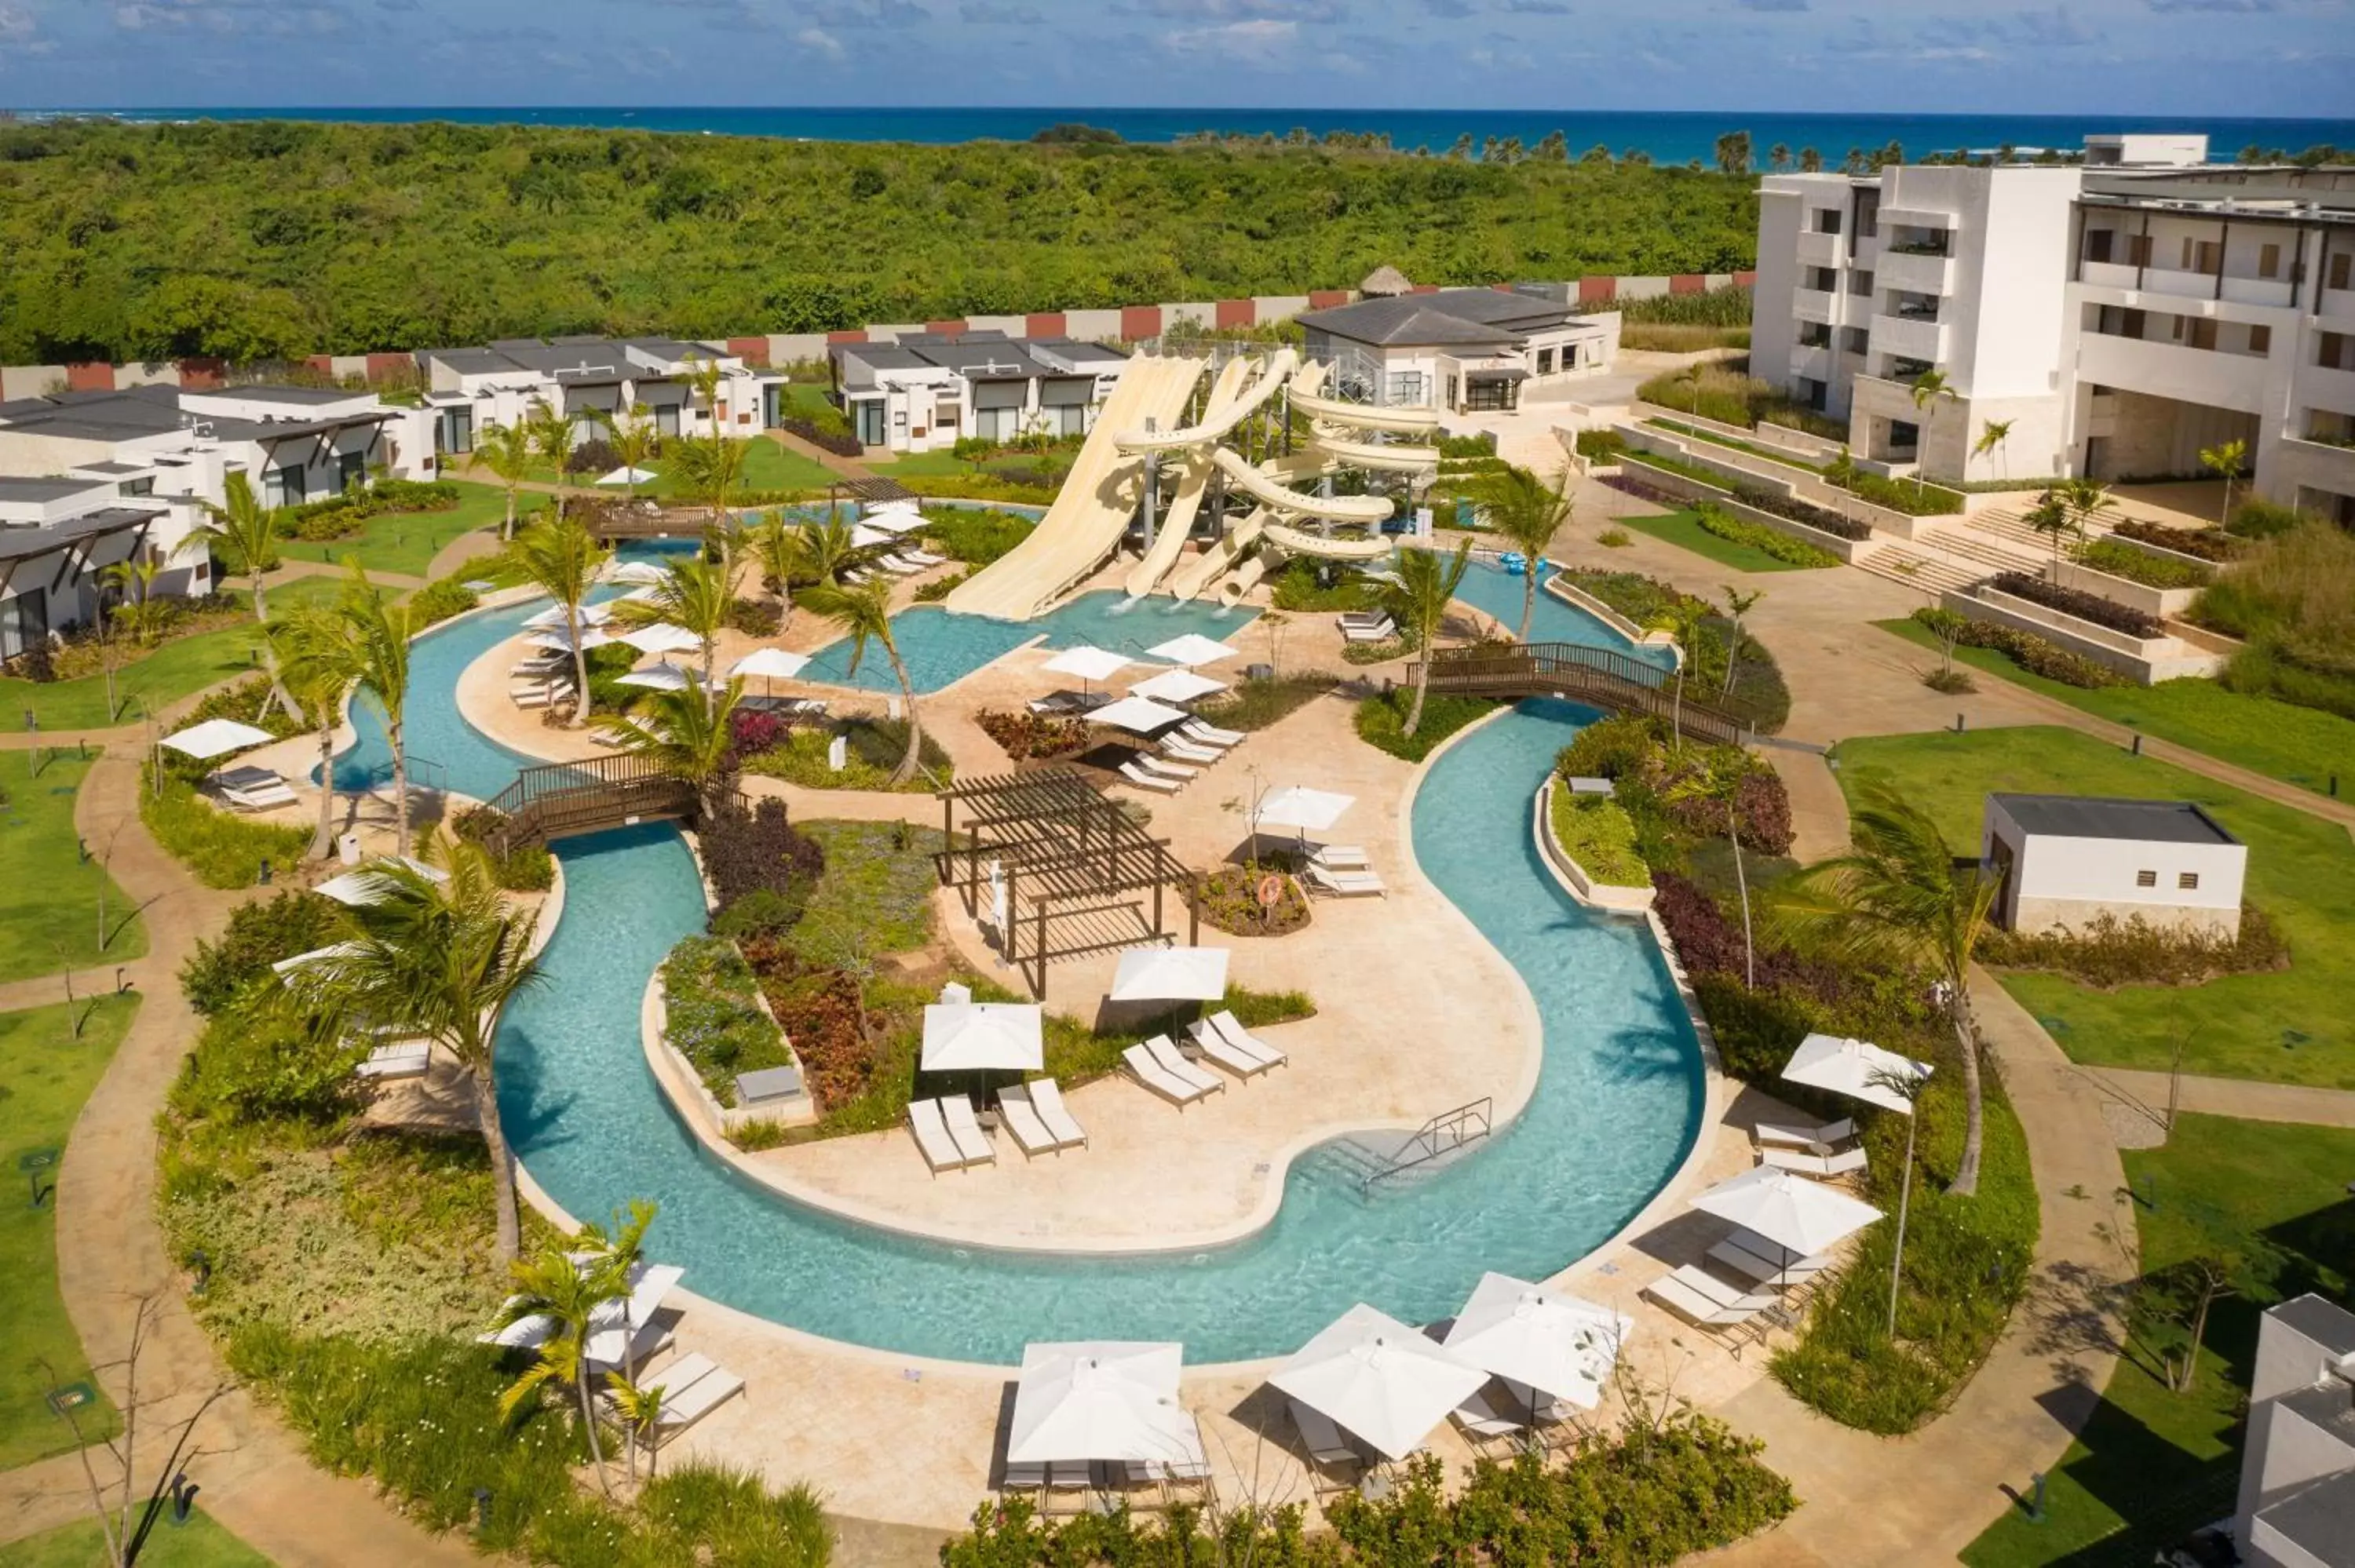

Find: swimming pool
[798,591,1261,695]
[484,698,1702,1365]
[1450,558,1680,673]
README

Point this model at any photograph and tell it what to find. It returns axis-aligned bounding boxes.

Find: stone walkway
[2087,1067,2355,1131]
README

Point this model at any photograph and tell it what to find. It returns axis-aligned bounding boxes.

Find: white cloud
[797,24,845,57]
[1163,16,1297,61]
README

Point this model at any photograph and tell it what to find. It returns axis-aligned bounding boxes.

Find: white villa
[1751,133,2355,524]
[2238,1293,2355,1568]
[828,333,1127,454]
[1981,793,2247,940]
[0,474,199,663]
[412,336,788,461]
[1296,285,1619,414]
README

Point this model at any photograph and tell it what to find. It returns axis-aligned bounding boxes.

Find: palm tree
[336,568,416,857]
[600,403,660,505]
[525,399,576,526]
[743,512,805,628]
[2024,487,2076,566]
[611,555,732,713]
[595,682,744,815]
[189,471,295,722]
[794,510,865,587]
[511,515,610,728]
[288,837,544,1256]
[1774,781,2003,1196]
[572,1199,659,1482]
[1677,361,1705,422]
[666,434,752,577]
[2199,438,2247,528]
[491,1237,626,1495]
[1468,464,1572,641]
[1907,368,1957,493]
[476,419,536,542]
[1973,418,2014,481]
[271,601,360,860]
[1719,585,1764,698]
[2061,476,2116,547]
[1654,598,1711,757]
[799,577,927,784]
[1769,142,1793,173]
[604,1376,666,1479]
[1382,540,1473,740]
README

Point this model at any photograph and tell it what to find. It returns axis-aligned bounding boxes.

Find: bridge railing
[1422,641,1753,747]
[486,753,698,852]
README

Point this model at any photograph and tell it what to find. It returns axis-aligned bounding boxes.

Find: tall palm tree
[572,1199,659,1481]
[525,399,576,526]
[1907,368,1957,493]
[476,419,536,542]
[2061,476,2116,547]
[2199,438,2247,528]
[799,577,926,784]
[490,1236,626,1495]
[611,555,732,713]
[336,567,416,857]
[189,471,296,722]
[272,600,360,860]
[1972,418,2014,481]
[2024,487,2076,566]
[511,515,610,727]
[1382,540,1473,740]
[743,512,805,628]
[598,403,660,505]
[794,511,865,587]
[1719,585,1764,698]
[667,434,751,576]
[287,837,544,1257]
[1469,464,1572,641]
[596,682,743,815]
[1774,781,2003,1196]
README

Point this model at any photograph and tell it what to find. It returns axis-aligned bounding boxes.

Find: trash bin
[338,832,362,866]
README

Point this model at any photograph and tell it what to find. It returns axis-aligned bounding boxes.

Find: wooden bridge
[1420,641,1754,747]
[486,753,700,855]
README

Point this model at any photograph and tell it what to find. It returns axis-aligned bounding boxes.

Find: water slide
[941,353,1206,621]
[1208,446,1394,524]
[1165,505,1269,603]
[1287,384,1444,435]
[1113,349,1299,453]
[1121,357,1251,600]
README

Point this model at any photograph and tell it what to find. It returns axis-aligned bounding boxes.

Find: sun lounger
[907,1097,969,1173]
[1161,736,1222,764]
[999,1081,1086,1154]
[878,554,923,575]
[586,1311,677,1375]
[1122,1417,1213,1499]
[1304,863,1386,898]
[1338,609,1389,629]
[1643,1266,1781,1336]
[1288,1398,1361,1471]
[1119,760,1183,793]
[1001,1460,1046,1495]
[354,1041,431,1081]
[1187,1017,1276,1079]
[208,764,298,811]
[1451,1387,1525,1448]
[1024,1078,1088,1148]
[1205,1009,1287,1070]
[1310,843,1370,870]
[1341,617,1397,644]
[1136,753,1197,779]
[642,1352,747,1439]
[1123,1043,1216,1107]
[1179,719,1243,747]
[940,1095,997,1166]
[1042,1460,1095,1515]
[1760,1145,1869,1180]
[1754,1117,1857,1154]
[1707,1235,1832,1291]
[1143,1035,1225,1098]
[903,548,947,567]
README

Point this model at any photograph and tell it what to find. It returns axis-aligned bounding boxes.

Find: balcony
[1791,344,1834,382]
[1879,206,1957,234]
[2077,330,2267,414]
[2298,363,2355,418]
[1873,312,1948,363]
[1879,249,1955,297]
[1797,228,1844,269]
[1793,289,1840,326]
[2274,436,2355,497]
[2081,259,2140,291]
[2219,275,2295,309]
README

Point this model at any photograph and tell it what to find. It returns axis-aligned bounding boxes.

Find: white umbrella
[1045,644,1131,685]
[524,601,613,630]
[920,1002,1044,1073]
[732,647,812,680]
[1130,669,1227,704]
[268,941,367,976]
[619,623,704,656]
[607,560,669,585]
[596,465,659,487]
[1251,786,1355,835]
[1108,946,1230,1003]
[616,662,707,692]
[1269,1304,1488,1463]
[1148,633,1240,667]
[859,505,926,534]
[1087,695,1190,735]
[1007,1341,1195,1465]
[1442,1272,1630,1412]
[528,625,616,652]
[1689,1165,1882,1259]
[1781,1033,1933,1115]
[161,717,275,760]
[851,522,900,549]
[315,855,450,907]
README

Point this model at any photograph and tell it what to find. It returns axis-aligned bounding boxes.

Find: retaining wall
[1615,455,1870,563]
[2047,559,2204,620]
[1942,587,2227,684]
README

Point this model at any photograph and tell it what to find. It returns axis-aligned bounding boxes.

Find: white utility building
[828,333,1126,453]
[1297,286,1619,413]
[1981,793,2247,939]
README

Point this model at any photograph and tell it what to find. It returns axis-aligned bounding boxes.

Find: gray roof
[2258,1471,2355,1567]
[2276,1295,2355,1358]
[1991,793,2239,847]
[206,385,360,407]
[75,460,151,476]
[1298,286,1581,348]
[0,476,104,503]
[0,505,162,563]
[0,385,185,438]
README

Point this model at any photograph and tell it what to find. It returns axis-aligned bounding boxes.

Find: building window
[2178,871,2200,890]
[1849,268,1875,297]
[1842,326,1869,355]
[2084,230,2115,264]
[2321,332,2352,371]
[2127,234,2153,268]
[1386,370,1426,405]
[2136,869,2158,888]
[1535,348,1555,375]
[1814,209,1842,235]
[337,450,367,493]
[438,405,473,455]
[120,476,154,498]
[2331,251,2352,291]
[262,465,306,509]
[2258,242,2281,279]
[1805,266,1838,293]
[2249,324,2272,356]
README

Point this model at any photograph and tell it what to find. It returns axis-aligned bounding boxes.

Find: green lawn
[491,433,837,501]
[0,753,147,985]
[866,448,973,478]
[1835,727,2355,1088]
[0,1510,270,1568]
[2,578,344,734]
[1963,1114,2355,1565]
[0,994,139,1470]
[277,480,543,578]
[1611,506,1816,574]
[1875,617,2355,799]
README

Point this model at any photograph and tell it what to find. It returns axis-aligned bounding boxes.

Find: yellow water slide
[1164,505,1269,603]
[1208,446,1395,524]
[1120,356,1251,600]
[940,354,1206,622]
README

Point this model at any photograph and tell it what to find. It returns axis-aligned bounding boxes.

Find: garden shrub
[1436,431,1497,458]
[1549,789,1649,885]
[973,708,1091,760]
[1636,363,1843,441]
[2225,496,2317,539]
[920,506,1035,565]
[1652,872,1840,1003]
[659,935,793,1103]
[1573,427,1627,463]
[179,889,350,1016]
[1729,483,1875,541]
[1555,716,1795,858]
[1988,571,2164,637]
[740,724,951,792]
[275,479,462,541]
[711,886,807,941]
[1977,905,2287,987]
[2077,538,2210,589]
[1908,607,2127,690]
[1692,504,1841,567]
[405,576,479,629]
[1691,974,1820,1081]
[1830,465,1963,516]
[780,415,863,457]
[1268,560,1384,612]
[1353,686,1499,761]
[1195,673,1337,733]
[1193,864,1312,937]
[699,797,825,912]
[1341,636,1408,665]
[2198,522,2355,721]
[448,804,553,892]
[725,596,783,636]
[912,568,970,602]
[141,760,312,888]
[184,673,309,740]
[169,1008,366,1129]
[2111,516,2236,563]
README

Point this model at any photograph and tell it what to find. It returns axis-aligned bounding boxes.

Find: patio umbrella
[268,941,367,976]
[1086,695,1190,735]
[850,522,900,549]
[1442,1272,1631,1412]
[607,560,668,585]
[161,717,275,760]
[528,625,616,653]
[1781,1033,1933,1115]
[1689,1165,1882,1259]
[615,662,704,691]
[524,601,614,630]
[1130,669,1227,704]
[1251,786,1355,852]
[732,647,812,681]
[920,1002,1045,1073]
[1108,946,1230,1004]
[1007,1341,1195,1465]
[1269,1303,1487,1463]
[315,856,450,907]
[859,504,926,534]
[1043,644,1130,701]
[619,623,704,656]
[1148,633,1240,667]
[595,465,659,487]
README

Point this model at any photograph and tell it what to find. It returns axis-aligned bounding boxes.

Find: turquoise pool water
[486,698,1703,1365]
[798,591,1261,695]
[1451,558,1680,673]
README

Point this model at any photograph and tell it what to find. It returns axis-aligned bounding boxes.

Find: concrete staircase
[1854,538,1988,596]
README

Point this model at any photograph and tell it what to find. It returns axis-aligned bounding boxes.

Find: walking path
[2088,1067,2355,1131]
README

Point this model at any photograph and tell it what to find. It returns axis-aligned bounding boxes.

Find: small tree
[525,399,575,526]
[597,682,745,816]
[272,601,360,860]
[2061,476,2117,548]
[1718,585,1763,698]
[1972,418,2014,480]
[2025,487,2076,566]
[1916,605,1974,692]
[798,578,927,782]
[511,515,611,727]
[491,1237,629,1497]
[1907,369,1958,494]
[601,403,660,504]
[1468,463,1572,641]
[476,419,536,542]
[188,471,295,722]
[334,568,416,856]
[611,554,732,715]
[2199,438,2247,528]
[1380,540,1473,739]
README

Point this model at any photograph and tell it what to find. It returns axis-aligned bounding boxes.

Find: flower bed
[1908,607,2128,689]
[1977,905,2287,987]
[779,416,863,457]
[1729,481,1875,541]
[1548,787,1650,886]
[2076,538,2211,590]
[659,935,794,1105]
[1193,863,1312,937]
[1693,505,1841,567]
[974,708,1091,760]
[1989,571,2165,639]
[2111,517,2238,563]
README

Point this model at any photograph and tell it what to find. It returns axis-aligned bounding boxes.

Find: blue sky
[2,0,2351,118]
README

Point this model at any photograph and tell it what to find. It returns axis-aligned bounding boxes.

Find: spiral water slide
[940,352,1207,621]
[1119,356,1253,600]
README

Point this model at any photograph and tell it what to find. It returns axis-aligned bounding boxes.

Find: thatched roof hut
[1358,264,1415,297]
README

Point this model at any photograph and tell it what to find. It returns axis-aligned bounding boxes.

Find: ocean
[51,107,2355,163]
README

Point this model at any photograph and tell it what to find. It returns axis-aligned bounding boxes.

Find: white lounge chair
[1122,1416,1213,1499]
[1143,1035,1225,1099]
[1161,737,1222,764]
[1707,1234,1832,1291]
[1205,1010,1287,1070]
[903,548,947,567]
[1187,1018,1274,1079]
[1287,1398,1361,1471]
[1754,1117,1857,1154]
[1025,1078,1088,1149]
[1123,1043,1215,1107]
[641,1352,746,1439]
[1001,1460,1046,1495]
[1137,754,1196,779]
[1642,1267,1780,1338]
[1179,718,1243,748]
[1119,760,1182,793]
[907,1098,968,1173]
[1310,844,1371,870]
[1338,609,1389,630]
[1451,1387,1525,1449]
[1304,863,1386,898]
[1001,1081,1085,1154]
[1760,1145,1868,1180]
[210,765,298,811]
[940,1096,997,1166]
[1342,617,1397,644]
[354,1041,431,1081]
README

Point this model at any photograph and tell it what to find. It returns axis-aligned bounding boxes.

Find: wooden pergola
[936,768,1199,999]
